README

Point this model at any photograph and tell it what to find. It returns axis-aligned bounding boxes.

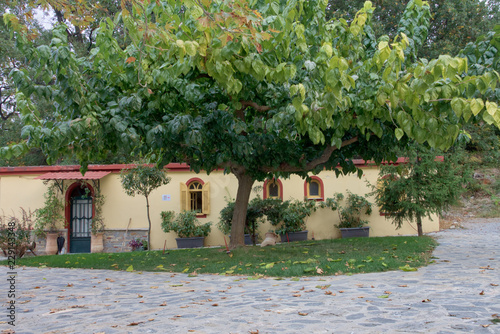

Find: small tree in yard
[372,143,471,236]
[120,165,171,248]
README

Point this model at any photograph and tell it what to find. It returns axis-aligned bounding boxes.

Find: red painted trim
[186,177,205,186]
[263,178,283,200]
[304,176,324,201]
[64,182,95,253]
[0,162,192,176]
[0,157,444,176]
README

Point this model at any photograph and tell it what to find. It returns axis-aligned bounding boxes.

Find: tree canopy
[326,0,500,59]
[3,0,500,247]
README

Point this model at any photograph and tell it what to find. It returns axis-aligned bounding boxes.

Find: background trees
[326,0,500,59]
[3,0,500,247]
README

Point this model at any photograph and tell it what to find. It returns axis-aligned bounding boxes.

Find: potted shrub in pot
[34,183,65,255]
[268,199,317,242]
[322,192,372,238]
[161,210,212,248]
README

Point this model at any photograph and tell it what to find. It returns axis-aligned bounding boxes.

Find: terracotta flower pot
[45,232,59,255]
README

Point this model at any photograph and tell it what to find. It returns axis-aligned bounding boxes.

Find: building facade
[0,161,439,254]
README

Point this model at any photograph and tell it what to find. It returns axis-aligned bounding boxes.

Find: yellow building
[0,161,439,253]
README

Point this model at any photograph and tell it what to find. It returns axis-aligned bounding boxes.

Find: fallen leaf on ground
[212,303,218,306]
[249,331,259,334]
[66,283,73,287]
[127,322,144,326]
[105,278,115,282]
[490,283,498,286]
[292,294,301,297]
[422,299,431,302]
[298,312,308,316]
[324,291,335,295]
[479,290,485,295]
[399,285,408,287]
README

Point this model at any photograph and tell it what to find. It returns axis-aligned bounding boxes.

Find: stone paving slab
[1,221,499,334]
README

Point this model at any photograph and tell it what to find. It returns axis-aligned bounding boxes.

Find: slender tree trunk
[416,215,423,236]
[145,195,151,249]
[229,167,255,249]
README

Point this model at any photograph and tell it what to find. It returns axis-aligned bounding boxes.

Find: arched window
[180,178,210,216]
[263,179,283,200]
[304,176,324,201]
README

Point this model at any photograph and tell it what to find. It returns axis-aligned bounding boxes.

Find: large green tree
[3,0,500,247]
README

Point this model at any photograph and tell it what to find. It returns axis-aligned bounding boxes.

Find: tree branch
[260,136,359,173]
[234,100,271,121]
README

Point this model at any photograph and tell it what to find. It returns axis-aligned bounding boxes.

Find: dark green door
[69,194,92,253]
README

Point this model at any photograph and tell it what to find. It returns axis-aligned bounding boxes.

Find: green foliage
[120,164,170,248]
[372,143,472,234]
[4,0,500,246]
[327,0,500,60]
[120,164,171,198]
[33,183,64,237]
[88,189,106,235]
[0,208,34,258]
[161,210,212,238]
[321,192,373,228]
[218,196,266,235]
[274,200,318,235]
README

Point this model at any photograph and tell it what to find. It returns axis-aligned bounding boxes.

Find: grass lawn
[3,236,437,277]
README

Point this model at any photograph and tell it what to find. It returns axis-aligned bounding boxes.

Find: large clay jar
[91,232,104,253]
[45,233,59,255]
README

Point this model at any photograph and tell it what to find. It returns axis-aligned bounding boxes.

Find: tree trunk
[416,215,423,237]
[145,195,151,249]
[229,168,255,249]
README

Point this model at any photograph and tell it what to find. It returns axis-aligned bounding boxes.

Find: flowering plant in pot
[129,238,147,251]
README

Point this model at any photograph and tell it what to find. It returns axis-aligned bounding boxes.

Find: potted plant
[128,238,147,251]
[161,210,211,248]
[34,183,64,255]
[267,199,317,242]
[218,197,265,245]
[322,192,372,238]
[89,191,106,253]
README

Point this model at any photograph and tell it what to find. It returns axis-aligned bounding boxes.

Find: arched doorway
[67,183,93,253]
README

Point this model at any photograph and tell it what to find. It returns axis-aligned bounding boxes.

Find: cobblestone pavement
[1,221,499,334]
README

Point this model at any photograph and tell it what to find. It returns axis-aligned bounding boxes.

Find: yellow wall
[0,175,48,222]
[0,165,439,251]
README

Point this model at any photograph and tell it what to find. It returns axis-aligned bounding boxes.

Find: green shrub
[161,210,211,238]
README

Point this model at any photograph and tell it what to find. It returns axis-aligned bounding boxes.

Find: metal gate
[69,195,92,253]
